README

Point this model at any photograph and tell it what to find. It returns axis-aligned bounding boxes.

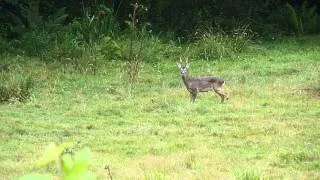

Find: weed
[185,153,196,169]
[143,172,166,180]
[0,75,34,103]
[238,170,260,180]
[122,2,148,93]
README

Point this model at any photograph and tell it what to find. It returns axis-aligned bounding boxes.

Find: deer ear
[185,57,190,68]
[177,62,181,68]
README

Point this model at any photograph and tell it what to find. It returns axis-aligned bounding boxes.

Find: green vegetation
[20,143,96,180]
[1,0,320,179]
[286,1,319,36]
[0,36,319,179]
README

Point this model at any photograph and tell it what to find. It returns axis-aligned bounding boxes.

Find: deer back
[185,76,224,92]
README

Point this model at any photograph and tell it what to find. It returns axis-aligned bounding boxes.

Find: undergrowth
[0,72,34,103]
[193,25,252,60]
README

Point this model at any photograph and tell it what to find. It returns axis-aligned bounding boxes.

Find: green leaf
[102,36,112,43]
[19,173,53,180]
[37,142,73,167]
[64,171,96,180]
[286,3,301,36]
[306,6,317,19]
[61,148,94,179]
[62,154,74,175]
[72,148,92,173]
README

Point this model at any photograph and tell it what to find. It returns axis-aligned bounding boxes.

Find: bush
[98,36,122,60]
[15,30,53,57]
[71,4,118,44]
[45,30,84,62]
[0,37,17,55]
[194,26,252,60]
[137,34,182,63]
[3,4,118,66]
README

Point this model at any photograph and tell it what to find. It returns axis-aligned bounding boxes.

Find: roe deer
[177,57,228,103]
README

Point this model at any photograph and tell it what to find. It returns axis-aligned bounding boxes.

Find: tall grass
[0,61,34,103]
[0,76,33,103]
[193,26,252,60]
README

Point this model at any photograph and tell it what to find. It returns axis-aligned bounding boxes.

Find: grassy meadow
[0,36,320,179]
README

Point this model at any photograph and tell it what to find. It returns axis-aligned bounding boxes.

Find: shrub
[45,30,84,62]
[136,34,182,63]
[71,4,118,44]
[194,26,251,60]
[0,37,17,55]
[16,30,53,57]
[99,36,122,60]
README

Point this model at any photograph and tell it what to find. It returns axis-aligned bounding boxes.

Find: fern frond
[307,6,317,19]
[286,3,301,36]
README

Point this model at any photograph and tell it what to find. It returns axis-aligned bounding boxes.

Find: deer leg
[213,88,227,103]
[190,91,197,103]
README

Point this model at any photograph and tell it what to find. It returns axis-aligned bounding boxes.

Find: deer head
[177,57,189,76]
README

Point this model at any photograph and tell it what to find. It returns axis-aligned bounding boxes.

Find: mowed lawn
[0,37,319,179]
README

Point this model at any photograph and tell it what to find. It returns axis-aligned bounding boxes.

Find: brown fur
[177,59,228,103]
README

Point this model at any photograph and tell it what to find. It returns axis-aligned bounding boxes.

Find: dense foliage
[1,0,320,40]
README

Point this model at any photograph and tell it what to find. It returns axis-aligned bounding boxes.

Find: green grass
[0,36,320,179]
